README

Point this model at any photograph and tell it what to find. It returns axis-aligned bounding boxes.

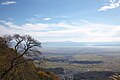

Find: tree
[109,73,120,80]
[0,34,41,80]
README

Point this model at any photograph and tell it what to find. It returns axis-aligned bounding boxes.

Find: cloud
[1,1,16,6]
[26,17,52,23]
[42,18,52,21]
[98,0,120,11]
[0,20,120,42]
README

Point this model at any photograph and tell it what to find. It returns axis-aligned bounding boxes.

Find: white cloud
[42,18,52,21]
[98,0,120,11]
[26,17,52,23]
[0,20,120,42]
[1,1,16,6]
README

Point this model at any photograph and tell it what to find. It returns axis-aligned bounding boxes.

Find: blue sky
[0,0,120,42]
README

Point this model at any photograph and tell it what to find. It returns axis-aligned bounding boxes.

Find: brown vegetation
[0,34,61,80]
[0,34,41,80]
[109,73,120,80]
[37,71,61,80]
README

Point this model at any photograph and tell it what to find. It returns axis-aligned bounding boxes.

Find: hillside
[0,36,60,80]
[0,37,38,80]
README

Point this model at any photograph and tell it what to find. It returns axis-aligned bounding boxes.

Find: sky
[0,0,120,42]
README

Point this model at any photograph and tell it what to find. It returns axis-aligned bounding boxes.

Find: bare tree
[0,34,41,80]
[0,35,12,49]
[109,73,120,80]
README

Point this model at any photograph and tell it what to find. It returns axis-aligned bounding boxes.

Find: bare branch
[0,34,42,80]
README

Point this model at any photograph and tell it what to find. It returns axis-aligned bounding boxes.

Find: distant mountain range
[41,41,120,47]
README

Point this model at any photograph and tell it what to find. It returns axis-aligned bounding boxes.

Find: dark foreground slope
[0,36,61,80]
[0,37,38,80]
